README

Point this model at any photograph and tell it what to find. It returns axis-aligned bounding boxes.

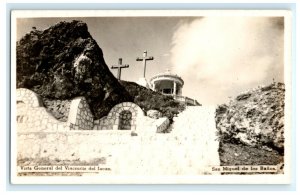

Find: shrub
[120,81,185,121]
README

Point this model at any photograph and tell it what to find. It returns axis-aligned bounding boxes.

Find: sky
[16,16,284,105]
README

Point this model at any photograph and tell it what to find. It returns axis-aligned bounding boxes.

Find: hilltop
[16,20,184,120]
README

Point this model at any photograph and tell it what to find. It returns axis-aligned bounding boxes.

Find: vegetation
[120,81,186,121]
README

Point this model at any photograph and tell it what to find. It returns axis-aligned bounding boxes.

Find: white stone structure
[18,106,219,174]
[150,70,184,96]
[93,102,170,133]
[68,97,94,130]
[93,102,144,131]
[16,88,169,133]
[149,71,201,106]
[16,88,68,132]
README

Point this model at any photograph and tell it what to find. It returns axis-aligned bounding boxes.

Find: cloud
[170,17,284,105]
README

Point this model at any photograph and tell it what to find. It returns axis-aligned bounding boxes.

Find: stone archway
[107,102,144,130]
[118,110,132,130]
[93,102,145,130]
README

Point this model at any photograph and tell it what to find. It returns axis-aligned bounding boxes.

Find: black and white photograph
[11,10,292,184]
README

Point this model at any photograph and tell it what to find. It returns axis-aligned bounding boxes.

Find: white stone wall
[16,88,68,132]
[17,116,218,175]
[93,102,144,131]
[93,116,113,130]
[16,88,43,107]
[155,117,170,133]
[17,131,131,161]
[16,89,94,132]
[138,117,170,134]
[67,97,94,130]
[16,89,170,133]
[92,102,170,133]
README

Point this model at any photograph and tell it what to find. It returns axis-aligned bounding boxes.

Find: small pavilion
[149,70,200,106]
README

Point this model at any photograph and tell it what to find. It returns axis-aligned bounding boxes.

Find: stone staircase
[108,106,220,176]
[171,106,221,173]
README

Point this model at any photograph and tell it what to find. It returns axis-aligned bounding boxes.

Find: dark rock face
[17,20,133,119]
[215,83,285,153]
[120,80,185,121]
[42,98,71,122]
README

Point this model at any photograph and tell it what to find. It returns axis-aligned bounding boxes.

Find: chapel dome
[149,70,184,87]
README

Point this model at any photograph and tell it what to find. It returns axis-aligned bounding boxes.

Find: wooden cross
[111,58,129,80]
[136,50,154,78]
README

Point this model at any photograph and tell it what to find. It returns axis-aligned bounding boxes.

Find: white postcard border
[10,9,292,184]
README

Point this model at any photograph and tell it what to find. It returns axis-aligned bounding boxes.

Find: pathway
[109,106,220,175]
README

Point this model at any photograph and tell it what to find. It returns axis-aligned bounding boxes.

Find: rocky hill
[215,82,285,168]
[16,20,185,121]
[17,20,133,119]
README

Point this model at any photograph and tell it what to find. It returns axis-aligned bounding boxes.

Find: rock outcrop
[215,82,285,153]
[120,80,185,121]
[146,110,162,119]
[42,99,71,122]
[16,20,133,119]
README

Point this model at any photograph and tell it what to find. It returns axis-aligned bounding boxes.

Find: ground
[219,142,283,167]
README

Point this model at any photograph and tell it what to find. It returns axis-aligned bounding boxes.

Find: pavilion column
[178,87,182,96]
[173,81,177,95]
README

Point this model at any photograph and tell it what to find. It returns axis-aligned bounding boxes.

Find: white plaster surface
[17,106,220,175]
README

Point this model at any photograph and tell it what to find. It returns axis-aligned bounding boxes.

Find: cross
[136,50,154,78]
[111,58,129,80]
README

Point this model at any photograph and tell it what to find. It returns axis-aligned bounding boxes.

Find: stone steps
[108,105,220,175]
[169,106,220,174]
